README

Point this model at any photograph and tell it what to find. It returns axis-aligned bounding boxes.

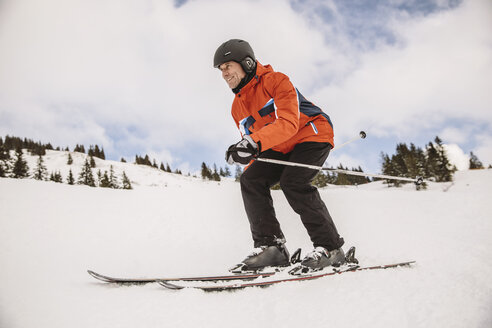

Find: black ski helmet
[213,39,256,73]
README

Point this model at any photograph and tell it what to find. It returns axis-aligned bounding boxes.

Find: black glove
[225,135,259,165]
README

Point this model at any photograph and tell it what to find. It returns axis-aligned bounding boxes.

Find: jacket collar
[235,61,273,96]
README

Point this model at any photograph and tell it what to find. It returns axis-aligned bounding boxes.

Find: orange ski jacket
[231,62,334,154]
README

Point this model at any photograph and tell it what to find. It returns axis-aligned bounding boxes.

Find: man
[215,39,345,272]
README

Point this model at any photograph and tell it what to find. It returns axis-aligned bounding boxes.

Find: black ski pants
[240,142,344,251]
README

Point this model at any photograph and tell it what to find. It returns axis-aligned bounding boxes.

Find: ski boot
[302,246,346,268]
[230,243,290,273]
[290,246,347,275]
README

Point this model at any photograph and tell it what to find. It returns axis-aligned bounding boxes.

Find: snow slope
[1,152,491,328]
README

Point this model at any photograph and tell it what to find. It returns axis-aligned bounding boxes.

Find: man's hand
[225,135,259,165]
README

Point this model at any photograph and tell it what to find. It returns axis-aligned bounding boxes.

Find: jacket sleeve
[250,73,300,151]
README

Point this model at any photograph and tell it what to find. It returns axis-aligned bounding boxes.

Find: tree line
[378,136,491,188]
[0,135,181,174]
[0,136,132,189]
[2,134,489,189]
[134,155,182,175]
[1,135,108,160]
[311,165,370,188]
[1,146,133,189]
[200,162,238,182]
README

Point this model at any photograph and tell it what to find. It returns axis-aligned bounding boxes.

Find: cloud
[311,0,492,141]
[0,0,335,166]
[439,126,469,144]
[0,0,490,172]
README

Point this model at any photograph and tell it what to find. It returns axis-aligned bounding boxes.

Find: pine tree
[56,171,63,183]
[144,155,151,166]
[392,143,409,181]
[212,164,221,181]
[121,171,132,190]
[11,147,29,179]
[67,153,73,165]
[94,145,100,159]
[67,169,75,185]
[402,143,417,178]
[99,170,111,188]
[96,170,103,186]
[381,151,402,187]
[201,162,212,180]
[90,155,96,168]
[469,152,484,169]
[50,171,63,183]
[425,142,439,180]
[0,143,11,177]
[433,137,455,182]
[74,144,86,153]
[77,159,96,187]
[120,157,127,163]
[109,165,118,188]
[33,155,48,180]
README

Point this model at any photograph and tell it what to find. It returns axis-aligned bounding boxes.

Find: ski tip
[87,270,99,278]
[87,270,113,283]
[158,280,185,290]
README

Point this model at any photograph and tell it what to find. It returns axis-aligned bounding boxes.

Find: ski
[87,269,277,284]
[157,261,416,291]
[87,248,305,284]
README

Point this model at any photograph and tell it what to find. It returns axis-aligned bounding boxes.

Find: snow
[1,151,491,328]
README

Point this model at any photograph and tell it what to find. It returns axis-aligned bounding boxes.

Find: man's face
[218,61,246,89]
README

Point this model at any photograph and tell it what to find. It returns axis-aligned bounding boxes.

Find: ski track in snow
[1,150,491,328]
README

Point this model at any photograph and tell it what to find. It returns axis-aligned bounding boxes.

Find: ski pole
[255,157,425,185]
[332,131,366,152]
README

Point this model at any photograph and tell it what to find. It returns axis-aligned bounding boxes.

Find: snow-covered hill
[0,153,491,328]
[20,149,218,188]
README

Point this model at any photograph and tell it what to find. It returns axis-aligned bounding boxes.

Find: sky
[0,0,491,174]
